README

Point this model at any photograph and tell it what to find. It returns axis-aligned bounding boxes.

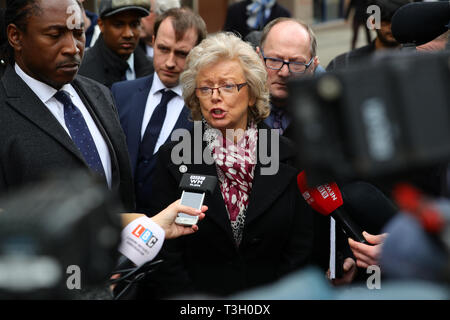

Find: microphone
[297,172,369,244]
[340,181,398,235]
[112,216,166,299]
[391,1,450,46]
[175,173,217,226]
[117,216,165,268]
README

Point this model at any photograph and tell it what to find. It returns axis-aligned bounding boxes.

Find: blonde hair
[180,32,270,123]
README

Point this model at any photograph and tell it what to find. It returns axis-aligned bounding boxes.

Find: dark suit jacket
[111,74,193,212]
[140,122,314,298]
[223,0,291,39]
[0,65,135,211]
[79,35,154,89]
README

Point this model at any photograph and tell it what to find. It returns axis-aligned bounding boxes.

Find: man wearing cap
[79,0,154,88]
[327,0,413,71]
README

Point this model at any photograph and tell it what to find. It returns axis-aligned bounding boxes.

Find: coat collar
[166,121,298,243]
[95,35,129,76]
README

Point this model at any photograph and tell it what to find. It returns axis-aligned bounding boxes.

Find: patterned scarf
[246,0,276,30]
[203,119,258,245]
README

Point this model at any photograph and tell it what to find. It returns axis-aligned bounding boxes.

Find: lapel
[162,106,193,145]
[165,123,298,246]
[167,137,237,248]
[127,75,153,174]
[72,76,121,189]
[244,162,298,226]
[1,66,87,166]
[243,124,298,226]
[193,161,237,245]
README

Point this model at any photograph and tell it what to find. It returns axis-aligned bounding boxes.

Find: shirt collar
[150,72,183,97]
[126,53,135,74]
[14,63,75,103]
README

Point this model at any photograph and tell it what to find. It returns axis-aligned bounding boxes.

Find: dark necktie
[141,89,177,155]
[272,107,285,135]
[54,90,106,179]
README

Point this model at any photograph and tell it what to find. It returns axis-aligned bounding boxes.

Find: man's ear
[7,24,23,52]
[256,46,261,56]
[312,56,320,71]
[97,18,104,33]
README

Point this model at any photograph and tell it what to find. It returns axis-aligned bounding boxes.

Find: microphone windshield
[297,171,343,216]
[341,182,398,235]
[392,1,450,45]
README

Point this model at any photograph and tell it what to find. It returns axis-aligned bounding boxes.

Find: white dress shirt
[125,53,136,81]
[140,73,185,154]
[146,45,154,58]
[14,64,113,188]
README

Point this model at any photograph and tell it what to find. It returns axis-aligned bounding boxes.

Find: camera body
[0,171,122,299]
[288,51,450,187]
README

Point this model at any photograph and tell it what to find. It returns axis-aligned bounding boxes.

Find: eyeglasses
[195,83,248,97]
[261,50,314,74]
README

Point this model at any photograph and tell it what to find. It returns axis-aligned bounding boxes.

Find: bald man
[256,18,319,136]
[256,18,358,286]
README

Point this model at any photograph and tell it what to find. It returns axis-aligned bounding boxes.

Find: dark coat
[111,74,193,213]
[0,65,135,211]
[79,35,154,88]
[270,118,355,273]
[326,41,376,72]
[223,0,291,39]
[140,122,314,298]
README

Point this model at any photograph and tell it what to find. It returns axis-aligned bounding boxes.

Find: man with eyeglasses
[256,18,320,136]
[256,18,359,287]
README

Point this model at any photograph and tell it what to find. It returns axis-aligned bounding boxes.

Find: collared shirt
[14,64,113,188]
[140,73,185,154]
[146,45,154,58]
[125,53,136,81]
[264,104,291,135]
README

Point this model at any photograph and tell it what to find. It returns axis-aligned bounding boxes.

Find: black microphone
[392,1,450,46]
[341,181,399,235]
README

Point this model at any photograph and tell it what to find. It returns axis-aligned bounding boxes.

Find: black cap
[369,0,413,21]
[99,0,150,18]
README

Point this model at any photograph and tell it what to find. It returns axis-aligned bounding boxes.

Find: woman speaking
[146,32,313,298]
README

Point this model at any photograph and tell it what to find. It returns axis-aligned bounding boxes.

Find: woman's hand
[151,199,207,239]
[348,232,388,268]
[121,200,208,240]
